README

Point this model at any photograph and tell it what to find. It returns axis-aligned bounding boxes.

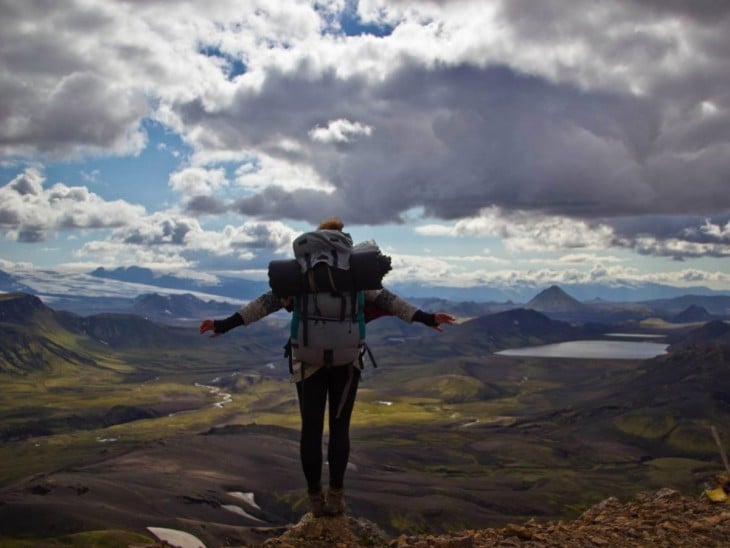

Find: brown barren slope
[263,488,730,547]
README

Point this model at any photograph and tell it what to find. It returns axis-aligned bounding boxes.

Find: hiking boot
[324,486,345,516]
[308,489,326,517]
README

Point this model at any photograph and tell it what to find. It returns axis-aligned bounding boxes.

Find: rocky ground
[260,488,730,547]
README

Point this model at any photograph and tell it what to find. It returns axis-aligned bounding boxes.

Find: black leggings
[296,364,360,493]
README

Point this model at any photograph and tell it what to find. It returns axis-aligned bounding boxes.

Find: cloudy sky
[1,0,729,294]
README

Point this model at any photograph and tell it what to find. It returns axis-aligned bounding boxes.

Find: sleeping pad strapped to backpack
[267,229,392,371]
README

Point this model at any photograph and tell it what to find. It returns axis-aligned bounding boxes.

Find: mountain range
[91,266,270,300]
[3,267,729,328]
[4,290,729,378]
[3,266,730,305]
[0,293,195,375]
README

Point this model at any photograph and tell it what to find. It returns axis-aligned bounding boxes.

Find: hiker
[199,217,455,517]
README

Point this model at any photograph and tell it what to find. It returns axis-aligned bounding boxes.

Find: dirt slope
[262,488,730,547]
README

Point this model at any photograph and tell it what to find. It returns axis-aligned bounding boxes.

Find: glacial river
[495,339,669,360]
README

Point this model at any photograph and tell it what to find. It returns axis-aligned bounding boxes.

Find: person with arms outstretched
[200,217,455,517]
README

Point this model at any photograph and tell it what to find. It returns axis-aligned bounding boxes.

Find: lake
[495,340,669,360]
[604,333,667,339]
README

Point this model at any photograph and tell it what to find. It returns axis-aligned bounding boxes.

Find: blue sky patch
[42,120,189,209]
[198,44,248,80]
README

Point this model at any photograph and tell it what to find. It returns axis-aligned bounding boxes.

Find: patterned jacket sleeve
[363,287,419,323]
[236,291,288,325]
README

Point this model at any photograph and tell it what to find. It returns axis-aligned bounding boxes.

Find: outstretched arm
[199,314,243,337]
[199,291,289,337]
[412,310,456,332]
[365,288,455,331]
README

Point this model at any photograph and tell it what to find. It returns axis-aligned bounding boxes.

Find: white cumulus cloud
[0,168,145,242]
[169,167,229,197]
[309,119,373,144]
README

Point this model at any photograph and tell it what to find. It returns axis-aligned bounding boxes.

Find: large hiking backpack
[268,230,391,371]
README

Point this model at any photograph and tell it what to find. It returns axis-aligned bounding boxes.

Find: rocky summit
[261,489,729,547]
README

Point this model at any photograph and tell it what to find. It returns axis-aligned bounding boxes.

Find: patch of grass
[354,396,454,427]
[0,434,139,485]
[404,374,486,403]
[666,421,718,453]
[613,413,677,440]
[0,529,154,547]
[389,511,430,535]
[644,457,712,489]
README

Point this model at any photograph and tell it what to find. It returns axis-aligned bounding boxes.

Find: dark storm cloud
[17,226,47,243]
[233,186,348,225]
[185,195,229,216]
[0,209,20,225]
[0,0,148,157]
[179,66,368,164]
[1,71,148,156]
[610,214,727,242]
[623,0,730,21]
[607,212,730,260]
[195,63,662,224]
[121,218,194,246]
[180,47,729,261]
[611,213,730,244]
[231,222,294,251]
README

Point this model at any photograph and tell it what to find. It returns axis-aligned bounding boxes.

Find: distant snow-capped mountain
[91,266,269,300]
[1,266,729,307]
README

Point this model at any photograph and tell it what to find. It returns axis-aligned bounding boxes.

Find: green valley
[1,292,729,546]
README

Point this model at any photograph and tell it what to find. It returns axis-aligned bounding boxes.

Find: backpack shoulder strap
[356,290,365,339]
